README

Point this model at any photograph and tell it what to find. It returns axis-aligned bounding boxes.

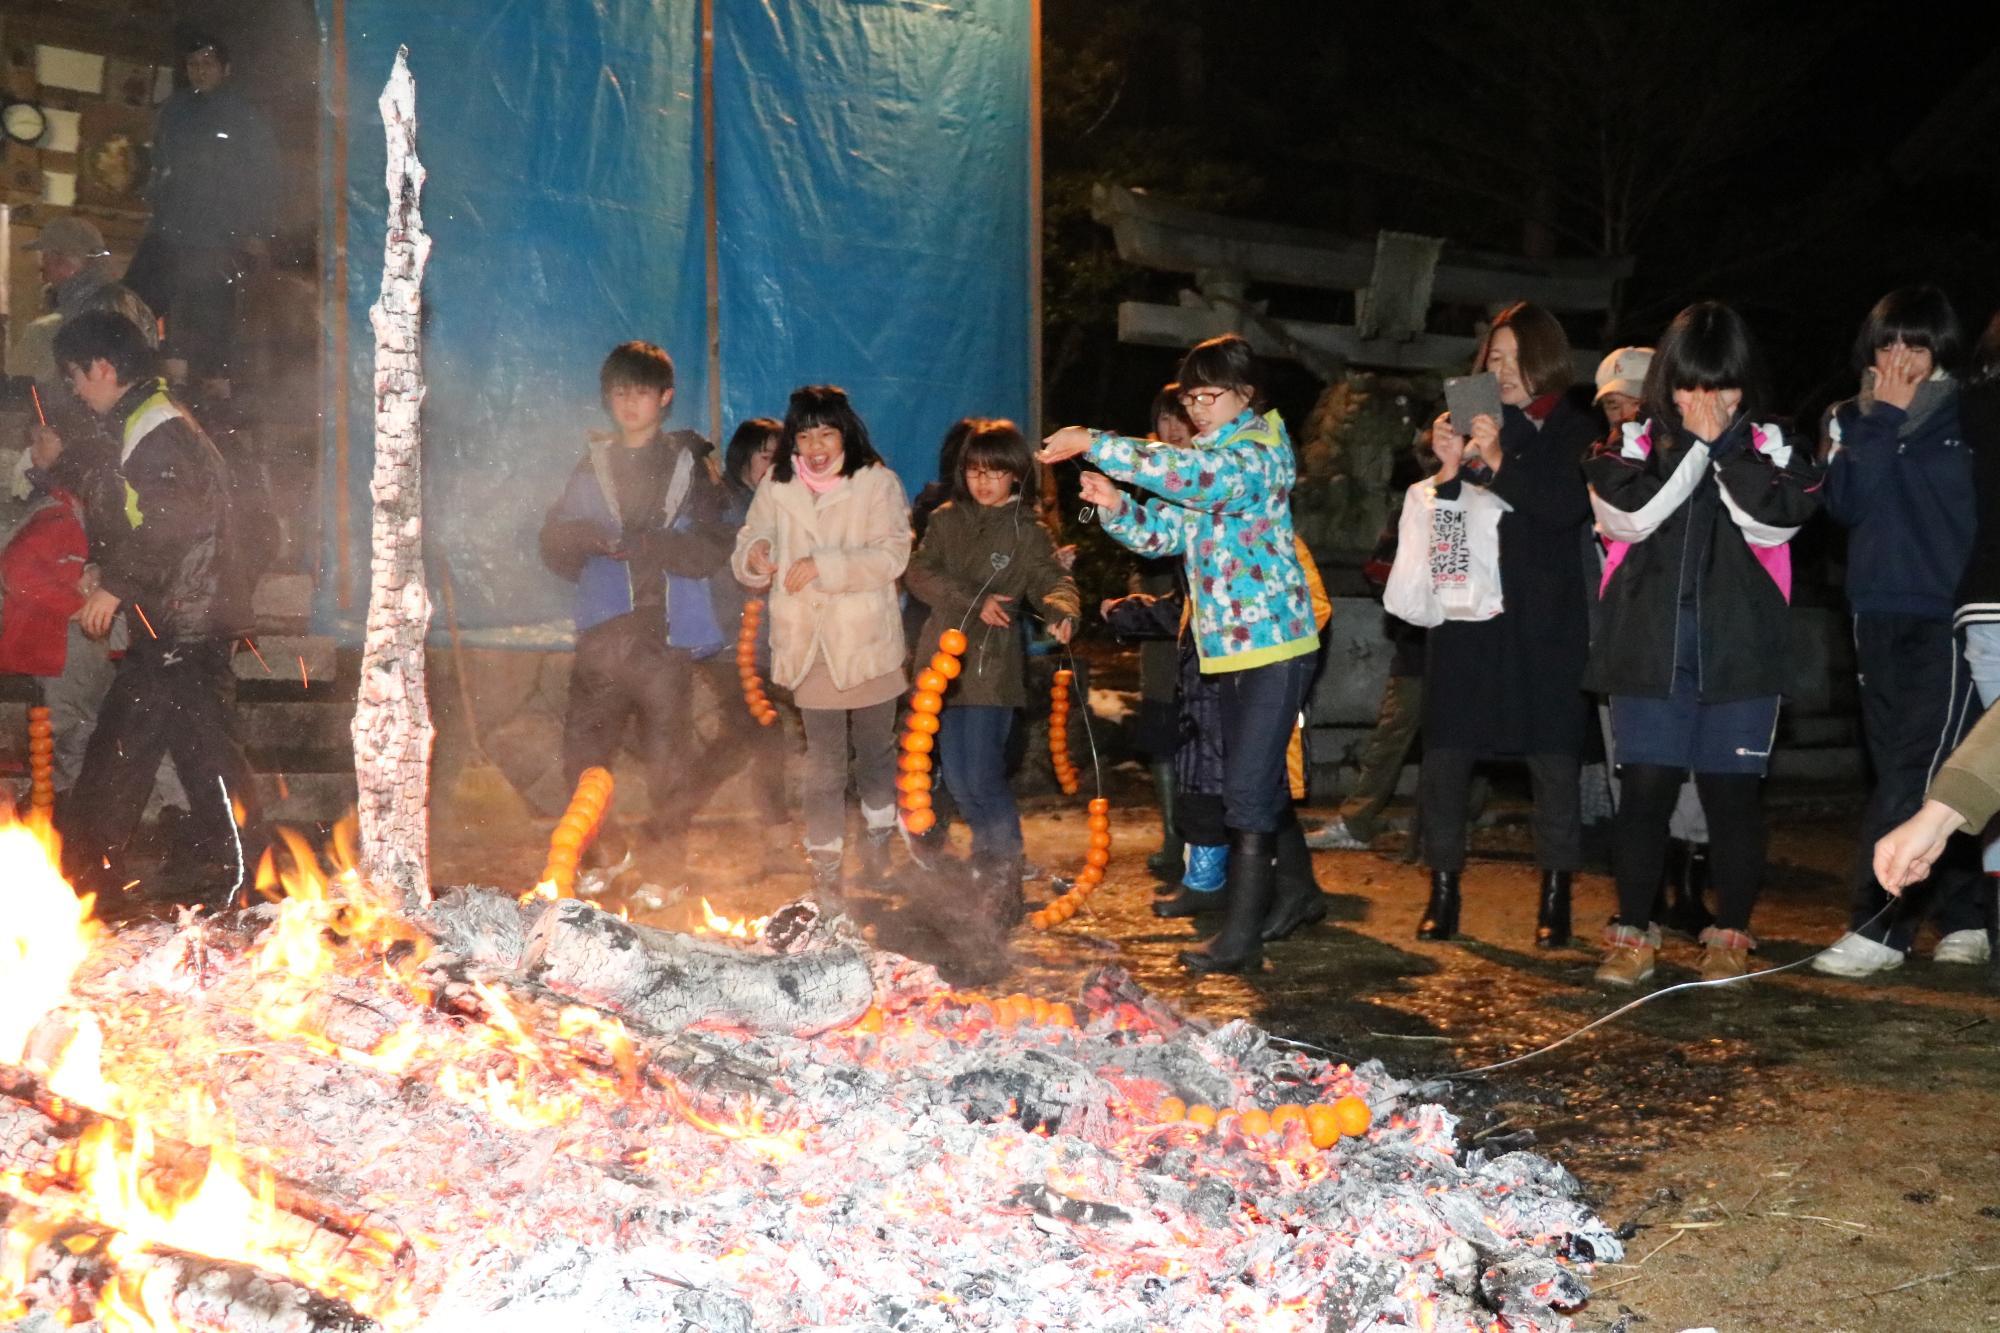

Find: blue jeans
[940,705,1022,864]
[1217,652,1317,834]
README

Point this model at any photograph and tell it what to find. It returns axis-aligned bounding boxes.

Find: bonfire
[0,810,1623,1333]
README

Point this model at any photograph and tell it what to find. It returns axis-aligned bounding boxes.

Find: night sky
[1044,1,1999,431]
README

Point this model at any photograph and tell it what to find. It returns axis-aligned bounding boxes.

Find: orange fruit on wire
[911,690,943,714]
[903,807,937,834]
[903,789,932,811]
[1084,846,1110,870]
[930,652,961,680]
[898,771,930,793]
[1305,1104,1342,1150]
[909,711,940,735]
[916,668,946,694]
[901,731,933,754]
[1088,797,1109,815]
[939,628,968,655]
[899,752,931,773]
[1087,813,1110,832]
[1332,1096,1372,1138]
[1088,829,1112,850]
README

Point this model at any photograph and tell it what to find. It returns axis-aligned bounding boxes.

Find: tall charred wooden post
[353,47,434,906]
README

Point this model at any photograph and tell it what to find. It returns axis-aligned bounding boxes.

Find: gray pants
[800,700,899,858]
[45,622,188,808]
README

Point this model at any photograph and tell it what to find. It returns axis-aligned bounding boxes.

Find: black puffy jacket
[89,380,254,641]
[1584,416,1821,702]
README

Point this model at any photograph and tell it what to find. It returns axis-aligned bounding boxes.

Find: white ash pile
[2,848,1620,1333]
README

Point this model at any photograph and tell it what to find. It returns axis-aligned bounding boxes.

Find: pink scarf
[797,454,846,495]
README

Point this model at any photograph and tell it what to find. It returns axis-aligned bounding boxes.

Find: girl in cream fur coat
[733,385,911,903]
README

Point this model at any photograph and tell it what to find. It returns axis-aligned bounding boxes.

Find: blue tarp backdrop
[318,0,1033,646]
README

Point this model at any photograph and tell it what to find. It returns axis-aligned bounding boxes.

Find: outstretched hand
[1873,798,1966,893]
[1037,427,1094,464]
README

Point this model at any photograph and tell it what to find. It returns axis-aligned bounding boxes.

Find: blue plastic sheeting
[317,0,1033,647]
[714,1,1033,479]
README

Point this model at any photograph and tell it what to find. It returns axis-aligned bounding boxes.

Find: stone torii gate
[1091,183,1631,380]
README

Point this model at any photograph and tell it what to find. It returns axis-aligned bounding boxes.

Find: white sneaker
[1810,931,1906,978]
[1933,928,1994,965]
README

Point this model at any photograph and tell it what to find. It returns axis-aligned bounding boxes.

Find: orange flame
[697,898,771,941]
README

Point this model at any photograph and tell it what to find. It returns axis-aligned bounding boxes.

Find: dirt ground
[429,774,2000,1333]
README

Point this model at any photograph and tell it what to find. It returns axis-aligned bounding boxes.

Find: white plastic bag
[1383,479,1509,627]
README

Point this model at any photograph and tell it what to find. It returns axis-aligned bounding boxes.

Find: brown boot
[1698,927,1754,982]
[1594,923,1658,988]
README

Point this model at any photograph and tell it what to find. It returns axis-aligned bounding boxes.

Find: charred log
[519,899,875,1037]
[352,46,435,908]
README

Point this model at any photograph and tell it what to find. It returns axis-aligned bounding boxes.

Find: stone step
[235,634,338,683]
[251,573,315,630]
[256,770,358,824]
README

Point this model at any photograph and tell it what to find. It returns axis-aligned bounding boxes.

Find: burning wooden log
[3,1235,377,1333]
[520,899,875,1037]
[351,45,435,909]
[0,1077,409,1289]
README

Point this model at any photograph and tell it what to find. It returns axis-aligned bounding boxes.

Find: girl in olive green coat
[905,421,1079,871]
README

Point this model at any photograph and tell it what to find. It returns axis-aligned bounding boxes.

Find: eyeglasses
[965,467,1015,483]
[1177,387,1238,408]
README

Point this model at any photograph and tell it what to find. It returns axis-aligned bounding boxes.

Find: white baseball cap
[1593,347,1653,403]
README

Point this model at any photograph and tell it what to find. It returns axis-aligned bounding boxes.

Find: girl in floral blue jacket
[1041,335,1322,975]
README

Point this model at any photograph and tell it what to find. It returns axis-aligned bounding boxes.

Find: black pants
[160,243,245,380]
[1615,766,1762,931]
[60,635,258,889]
[1849,613,1984,947]
[562,619,697,839]
[1420,749,1580,873]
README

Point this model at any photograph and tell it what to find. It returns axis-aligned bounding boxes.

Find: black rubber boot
[1534,869,1573,949]
[1417,869,1460,940]
[1660,840,1715,939]
[1153,885,1228,918]
[1181,829,1275,975]
[1262,818,1328,942]
[1145,762,1184,882]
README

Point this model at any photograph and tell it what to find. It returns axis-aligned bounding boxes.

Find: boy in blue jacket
[538,343,733,885]
[1815,287,1988,976]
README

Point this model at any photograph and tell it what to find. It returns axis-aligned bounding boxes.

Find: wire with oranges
[1029,648,1113,932]
[25,705,55,818]
[1152,1094,1372,1150]
[897,626,964,835]
[736,599,778,727]
[542,765,613,896]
